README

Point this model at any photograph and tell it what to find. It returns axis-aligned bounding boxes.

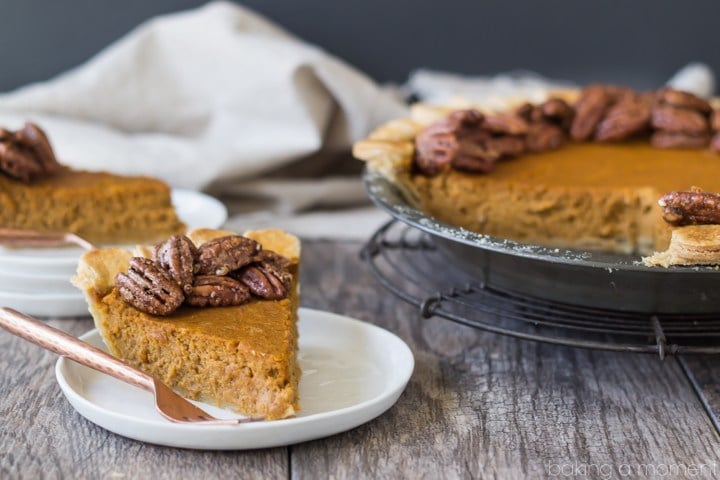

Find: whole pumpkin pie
[72,228,301,420]
[354,86,720,259]
[0,123,184,245]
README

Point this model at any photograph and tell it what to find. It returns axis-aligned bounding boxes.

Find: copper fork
[0,228,95,250]
[0,307,258,425]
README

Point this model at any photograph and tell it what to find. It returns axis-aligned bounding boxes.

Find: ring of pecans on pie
[115,234,293,316]
[414,85,720,228]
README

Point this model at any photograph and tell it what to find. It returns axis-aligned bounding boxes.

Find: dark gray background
[2,0,718,93]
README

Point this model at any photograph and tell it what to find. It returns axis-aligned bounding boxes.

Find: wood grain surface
[2,240,720,480]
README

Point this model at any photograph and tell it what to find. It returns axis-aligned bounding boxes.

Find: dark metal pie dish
[363,168,720,314]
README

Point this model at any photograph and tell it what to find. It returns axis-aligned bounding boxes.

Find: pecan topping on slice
[650,131,709,149]
[153,235,197,295]
[253,249,292,272]
[0,123,62,182]
[657,87,712,114]
[0,141,44,182]
[651,105,709,135]
[595,98,651,142]
[186,275,251,307]
[15,123,62,174]
[484,135,525,159]
[196,235,261,276]
[234,263,291,300]
[537,98,575,129]
[483,113,529,135]
[115,257,184,316]
[570,85,613,141]
[525,123,566,153]
[659,189,720,226]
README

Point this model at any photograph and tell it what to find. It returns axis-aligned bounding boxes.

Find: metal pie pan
[363,168,720,314]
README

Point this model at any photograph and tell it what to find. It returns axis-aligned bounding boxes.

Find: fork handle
[0,307,154,392]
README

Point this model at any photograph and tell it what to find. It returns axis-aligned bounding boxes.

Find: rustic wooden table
[2,240,720,479]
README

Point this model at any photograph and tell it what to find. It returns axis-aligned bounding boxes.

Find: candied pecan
[570,85,614,141]
[0,141,44,182]
[657,87,712,115]
[153,235,197,295]
[525,123,566,153]
[658,190,720,226]
[483,113,529,135]
[115,257,184,316]
[651,105,709,134]
[253,249,292,272]
[186,275,251,307]
[196,235,261,276]
[514,102,535,121]
[234,263,291,300]
[414,109,485,176]
[484,135,525,158]
[595,99,651,142]
[711,110,720,132]
[0,128,11,141]
[15,123,61,174]
[451,140,500,172]
[538,98,574,129]
[650,131,709,149]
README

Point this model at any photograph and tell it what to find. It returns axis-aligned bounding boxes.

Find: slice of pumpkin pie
[72,228,301,420]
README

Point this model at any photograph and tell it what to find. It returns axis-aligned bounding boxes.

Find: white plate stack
[0,246,89,317]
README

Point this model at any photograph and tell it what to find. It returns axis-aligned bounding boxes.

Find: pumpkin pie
[353,86,720,258]
[72,228,301,420]
[0,123,184,245]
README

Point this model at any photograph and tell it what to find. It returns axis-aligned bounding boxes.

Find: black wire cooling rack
[361,220,720,358]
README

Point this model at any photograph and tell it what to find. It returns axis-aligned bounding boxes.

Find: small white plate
[0,189,228,269]
[55,308,414,449]
[0,290,88,317]
[0,269,76,294]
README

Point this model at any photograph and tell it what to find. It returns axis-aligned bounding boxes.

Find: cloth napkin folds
[0,2,714,239]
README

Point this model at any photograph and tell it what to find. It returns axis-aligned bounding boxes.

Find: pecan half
[570,85,613,141]
[657,87,712,115]
[484,135,526,158]
[0,123,62,182]
[658,190,720,226]
[186,275,251,307]
[595,99,651,142]
[0,141,44,182]
[525,123,566,153]
[253,249,292,272]
[650,131,709,149]
[483,113,529,135]
[15,123,61,174]
[234,264,291,300]
[651,105,709,135]
[115,257,185,316]
[537,98,574,129]
[196,235,261,276]
[153,235,197,295]
[414,110,486,176]
[451,140,500,172]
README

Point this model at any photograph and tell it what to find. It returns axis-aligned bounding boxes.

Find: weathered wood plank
[293,240,720,480]
[679,355,720,432]
[0,319,288,480]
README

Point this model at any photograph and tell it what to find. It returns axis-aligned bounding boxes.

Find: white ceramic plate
[0,189,228,270]
[55,308,414,449]
[0,269,76,294]
[0,290,88,317]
